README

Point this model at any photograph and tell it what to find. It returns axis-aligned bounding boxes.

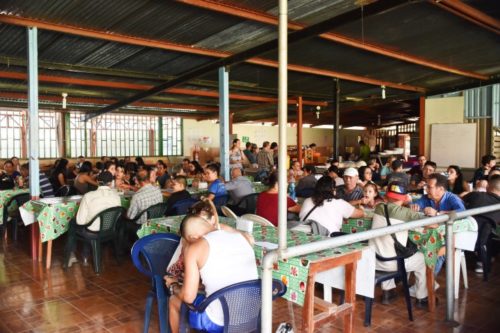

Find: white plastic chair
[240,214,275,227]
[221,206,238,219]
[454,249,468,299]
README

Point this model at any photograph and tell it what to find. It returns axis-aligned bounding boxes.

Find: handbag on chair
[383,204,418,259]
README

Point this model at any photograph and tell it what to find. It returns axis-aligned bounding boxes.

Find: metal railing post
[445,211,459,325]
[261,250,279,333]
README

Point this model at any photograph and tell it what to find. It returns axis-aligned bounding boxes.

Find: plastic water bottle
[288,182,296,201]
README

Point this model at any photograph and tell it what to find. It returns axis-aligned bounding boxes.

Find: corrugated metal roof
[0,0,498,126]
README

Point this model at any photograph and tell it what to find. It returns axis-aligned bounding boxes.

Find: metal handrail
[261,203,500,332]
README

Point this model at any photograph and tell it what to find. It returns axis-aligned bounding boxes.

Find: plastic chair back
[86,206,123,233]
[170,198,198,215]
[55,185,77,197]
[131,233,181,277]
[241,214,275,227]
[221,206,238,219]
[180,279,286,333]
[146,202,168,219]
[236,193,259,214]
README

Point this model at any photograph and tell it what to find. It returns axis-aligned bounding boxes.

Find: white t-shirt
[299,197,355,234]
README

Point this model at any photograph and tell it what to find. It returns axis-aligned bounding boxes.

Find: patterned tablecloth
[342,216,477,267]
[137,216,367,306]
[187,182,268,197]
[0,188,30,225]
[22,196,130,242]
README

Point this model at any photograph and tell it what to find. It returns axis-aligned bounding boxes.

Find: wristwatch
[168,282,179,295]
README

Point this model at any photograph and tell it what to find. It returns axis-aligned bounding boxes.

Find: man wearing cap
[65,171,121,267]
[369,181,429,307]
[336,167,364,205]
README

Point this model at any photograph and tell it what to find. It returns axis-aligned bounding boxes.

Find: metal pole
[261,250,279,333]
[277,0,288,250]
[445,212,459,325]
[27,26,40,261]
[334,78,340,159]
[218,66,230,181]
[27,27,40,197]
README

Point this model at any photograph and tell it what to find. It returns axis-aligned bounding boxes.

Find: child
[361,182,384,209]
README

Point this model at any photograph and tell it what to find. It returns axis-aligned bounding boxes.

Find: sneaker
[82,257,89,267]
[475,262,483,274]
[67,253,78,268]
[381,289,397,305]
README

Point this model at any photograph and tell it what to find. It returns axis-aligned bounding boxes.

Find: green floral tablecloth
[342,217,477,267]
[0,188,29,225]
[23,196,130,242]
[137,216,366,306]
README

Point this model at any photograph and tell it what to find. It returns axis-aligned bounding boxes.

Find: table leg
[46,240,52,269]
[31,223,40,261]
[426,267,436,312]
[344,261,357,333]
[303,272,316,333]
[38,240,43,262]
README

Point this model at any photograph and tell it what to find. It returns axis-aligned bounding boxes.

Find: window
[162,117,182,156]
[69,113,90,158]
[0,109,23,159]
[38,111,60,158]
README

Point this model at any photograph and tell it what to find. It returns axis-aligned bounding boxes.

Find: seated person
[1,159,21,181]
[68,171,121,265]
[336,167,364,205]
[411,173,466,275]
[203,163,227,204]
[361,182,384,210]
[409,160,436,193]
[367,158,381,182]
[115,164,135,191]
[463,174,500,273]
[369,181,429,307]
[256,172,300,226]
[408,155,426,177]
[386,159,410,188]
[327,165,344,187]
[447,165,470,198]
[19,163,54,198]
[299,176,363,235]
[380,156,396,180]
[73,161,98,194]
[127,169,163,228]
[155,160,170,189]
[288,160,304,183]
[358,166,375,187]
[472,154,496,188]
[224,168,254,213]
[167,205,258,333]
[295,165,317,198]
[165,175,192,216]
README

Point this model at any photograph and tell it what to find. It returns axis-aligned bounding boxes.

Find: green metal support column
[158,116,163,156]
[219,66,230,181]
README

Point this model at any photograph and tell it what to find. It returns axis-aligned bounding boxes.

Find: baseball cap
[386,181,408,201]
[343,167,358,177]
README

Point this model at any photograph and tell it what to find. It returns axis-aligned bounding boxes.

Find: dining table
[138,215,366,333]
[186,181,268,197]
[20,194,131,268]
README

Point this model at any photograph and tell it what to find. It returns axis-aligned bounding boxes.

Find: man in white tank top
[168,215,258,332]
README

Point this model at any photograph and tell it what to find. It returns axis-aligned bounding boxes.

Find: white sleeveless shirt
[200,230,258,325]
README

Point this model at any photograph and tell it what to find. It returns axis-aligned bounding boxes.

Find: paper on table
[255,241,278,250]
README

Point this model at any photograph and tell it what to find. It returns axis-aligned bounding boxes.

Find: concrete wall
[424,96,464,158]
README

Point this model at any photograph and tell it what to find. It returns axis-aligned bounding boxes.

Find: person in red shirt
[256,172,301,226]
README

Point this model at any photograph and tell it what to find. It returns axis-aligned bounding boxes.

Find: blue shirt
[415,191,465,212]
[208,178,227,198]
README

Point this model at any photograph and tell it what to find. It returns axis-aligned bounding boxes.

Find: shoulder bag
[383,204,418,258]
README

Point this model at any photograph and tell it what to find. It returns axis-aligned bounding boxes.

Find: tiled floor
[0,229,499,332]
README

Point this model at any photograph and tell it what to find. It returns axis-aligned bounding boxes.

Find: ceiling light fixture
[61,92,68,109]
[381,85,386,100]
[315,105,321,119]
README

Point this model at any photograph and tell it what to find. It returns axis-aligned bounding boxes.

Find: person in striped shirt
[20,163,54,198]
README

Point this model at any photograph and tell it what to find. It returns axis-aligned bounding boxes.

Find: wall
[424,96,464,158]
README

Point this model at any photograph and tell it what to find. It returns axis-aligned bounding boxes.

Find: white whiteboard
[430,123,477,168]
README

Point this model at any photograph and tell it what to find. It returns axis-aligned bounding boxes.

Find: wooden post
[419,96,425,156]
[297,96,303,165]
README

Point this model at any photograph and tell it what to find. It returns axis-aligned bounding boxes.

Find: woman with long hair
[49,158,69,192]
[73,161,98,194]
[229,138,247,170]
[299,176,364,234]
[447,165,470,197]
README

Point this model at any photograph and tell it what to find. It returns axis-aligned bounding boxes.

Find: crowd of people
[1,148,499,327]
